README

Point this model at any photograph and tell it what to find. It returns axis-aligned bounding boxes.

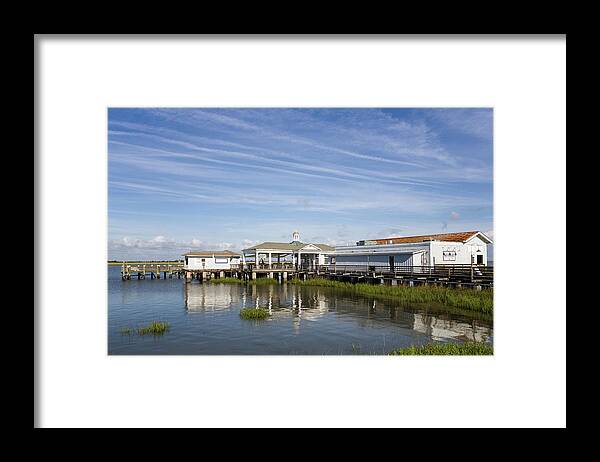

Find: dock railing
[236,262,296,271]
[211,262,492,283]
[320,264,493,284]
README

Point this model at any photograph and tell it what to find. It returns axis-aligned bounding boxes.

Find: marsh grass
[389,342,493,355]
[118,327,133,335]
[209,277,278,285]
[240,307,270,320]
[209,277,243,284]
[291,278,493,314]
[137,321,170,335]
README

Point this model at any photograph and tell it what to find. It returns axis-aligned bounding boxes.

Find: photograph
[36,34,566,429]
[108,108,494,355]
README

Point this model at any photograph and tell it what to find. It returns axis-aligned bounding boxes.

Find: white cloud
[108,108,493,251]
[109,236,258,260]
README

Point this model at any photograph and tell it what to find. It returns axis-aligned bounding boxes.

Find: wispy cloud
[427,108,493,140]
[108,108,493,259]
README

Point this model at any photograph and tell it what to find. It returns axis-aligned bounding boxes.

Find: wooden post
[470,256,474,283]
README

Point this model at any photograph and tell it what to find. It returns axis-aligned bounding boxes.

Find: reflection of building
[329,297,492,342]
[410,313,491,342]
[289,288,329,321]
[185,283,241,311]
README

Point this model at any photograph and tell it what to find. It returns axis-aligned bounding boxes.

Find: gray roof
[243,242,334,252]
[183,250,240,257]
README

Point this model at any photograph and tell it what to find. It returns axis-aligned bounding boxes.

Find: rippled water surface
[108,266,493,355]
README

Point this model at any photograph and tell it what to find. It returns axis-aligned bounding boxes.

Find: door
[476,254,484,265]
[388,255,395,272]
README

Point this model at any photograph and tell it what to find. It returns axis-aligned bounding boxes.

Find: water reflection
[183,282,492,342]
[184,282,241,311]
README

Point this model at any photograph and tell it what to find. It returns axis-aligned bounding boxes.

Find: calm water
[108,266,493,355]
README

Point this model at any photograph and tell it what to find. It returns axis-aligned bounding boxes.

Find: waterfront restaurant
[333,231,493,271]
[183,250,241,271]
[241,231,334,270]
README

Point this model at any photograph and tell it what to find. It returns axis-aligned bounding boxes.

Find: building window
[443,251,456,261]
[215,258,228,264]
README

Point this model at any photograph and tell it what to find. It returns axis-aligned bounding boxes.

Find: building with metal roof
[241,231,334,270]
[182,250,241,271]
[334,231,493,270]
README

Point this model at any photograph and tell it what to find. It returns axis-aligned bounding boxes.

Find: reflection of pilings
[268,285,273,313]
[370,299,377,315]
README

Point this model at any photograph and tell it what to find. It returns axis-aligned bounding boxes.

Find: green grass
[209,277,244,284]
[389,342,493,355]
[209,277,279,285]
[240,307,270,320]
[137,321,170,335]
[291,278,493,314]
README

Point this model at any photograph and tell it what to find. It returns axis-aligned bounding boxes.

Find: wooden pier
[119,262,493,289]
[118,262,185,280]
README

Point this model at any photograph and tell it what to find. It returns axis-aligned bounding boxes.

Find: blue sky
[108,108,493,260]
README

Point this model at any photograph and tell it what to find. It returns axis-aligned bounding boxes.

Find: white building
[241,231,334,270]
[183,250,241,270]
[333,231,493,270]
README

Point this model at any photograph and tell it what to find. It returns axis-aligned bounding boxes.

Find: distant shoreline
[108,260,182,266]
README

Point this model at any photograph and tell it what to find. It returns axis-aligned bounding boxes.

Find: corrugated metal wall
[335,253,414,268]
